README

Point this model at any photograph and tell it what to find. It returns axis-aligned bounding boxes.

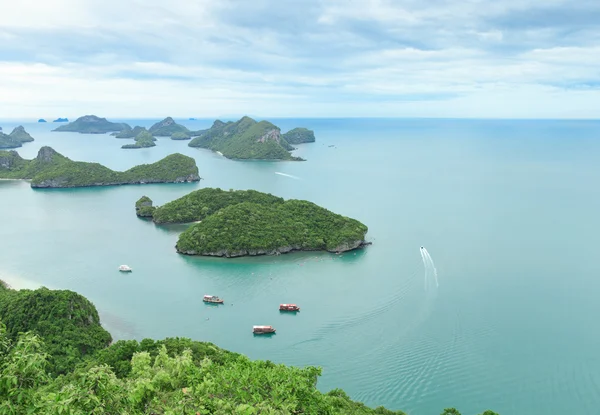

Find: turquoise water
[1,118,600,414]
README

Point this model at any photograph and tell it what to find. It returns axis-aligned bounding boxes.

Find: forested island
[113,125,147,138]
[0,146,199,188]
[188,116,315,161]
[121,130,157,149]
[53,115,130,133]
[136,188,369,257]
[149,116,190,137]
[0,283,496,415]
[0,126,35,149]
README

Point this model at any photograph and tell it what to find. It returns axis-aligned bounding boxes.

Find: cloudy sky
[1,0,599,118]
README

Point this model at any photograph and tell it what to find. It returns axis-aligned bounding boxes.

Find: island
[283,127,316,144]
[52,115,130,134]
[0,146,200,188]
[135,196,156,217]
[137,187,369,257]
[171,131,191,140]
[0,126,35,149]
[0,282,432,414]
[53,118,68,122]
[149,117,190,136]
[113,125,146,138]
[38,119,47,123]
[121,130,157,149]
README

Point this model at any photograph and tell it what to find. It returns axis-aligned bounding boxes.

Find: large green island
[52,115,130,134]
[0,126,35,149]
[0,146,200,188]
[188,116,315,161]
[136,188,370,257]
[0,283,497,415]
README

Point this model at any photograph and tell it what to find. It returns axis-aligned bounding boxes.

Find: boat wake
[420,246,439,289]
[275,172,301,180]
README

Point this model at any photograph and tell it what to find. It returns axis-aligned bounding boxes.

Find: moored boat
[253,325,276,334]
[118,265,132,272]
[279,304,300,312]
[203,294,224,304]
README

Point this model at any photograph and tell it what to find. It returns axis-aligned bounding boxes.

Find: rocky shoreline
[31,174,199,188]
[176,240,372,258]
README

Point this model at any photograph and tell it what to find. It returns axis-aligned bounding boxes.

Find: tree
[441,409,462,415]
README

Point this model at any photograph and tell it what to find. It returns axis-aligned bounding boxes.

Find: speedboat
[118,265,132,272]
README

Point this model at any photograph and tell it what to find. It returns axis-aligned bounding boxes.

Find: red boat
[253,325,276,334]
[279,304,300,312]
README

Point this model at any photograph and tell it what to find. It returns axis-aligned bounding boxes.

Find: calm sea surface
[1,118,599,414]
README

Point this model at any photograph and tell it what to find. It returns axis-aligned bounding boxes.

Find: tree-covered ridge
[150,188,284,224]
[0,147,200,188]
[0,285,111,376]
[149,117,190,136]
[176,200,369,257]
[283,127,316,144]
[171,131,191,140]
[188,116,312,161]
[0,133,22,149]
[52,115,130,134]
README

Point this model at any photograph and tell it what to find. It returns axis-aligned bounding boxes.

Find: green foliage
[149,117,190,136]
[0,287,111,375]
[135,196,156,217]
[282,127,316,144]
[114,125,147,138]
[52,115,130,133]
[188,116,305,161]
[9,126,35,143]
[176,199,368,256]
[151,188,284,224]
[0,147,200,187]
[171,131,191,140]
[441,409,462,415]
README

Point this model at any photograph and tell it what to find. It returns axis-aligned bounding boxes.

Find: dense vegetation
[114,125,147,138]
[151,188,284,224]
[149,117,190,136]
[0,284,111,375]
[176,200,369,256]
[53,115,130,133]
[283,127,316,144]
[188,116,309,161]
[135,196,156,217]
[0,284,499,414]
[171,131,191,140]
[122,131,157,149]
[0,147,200,188]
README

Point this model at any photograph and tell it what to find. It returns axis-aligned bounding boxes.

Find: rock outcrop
[9,126,35,143]
[135,196,156,217]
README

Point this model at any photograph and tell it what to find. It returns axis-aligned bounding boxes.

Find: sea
[1,117,599,415]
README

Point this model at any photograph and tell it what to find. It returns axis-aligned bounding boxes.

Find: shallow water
[1,118,600,414]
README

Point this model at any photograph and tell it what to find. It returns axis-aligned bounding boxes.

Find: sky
[0,0,599,119]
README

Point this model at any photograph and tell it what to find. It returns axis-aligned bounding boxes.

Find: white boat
[118,265,132,272]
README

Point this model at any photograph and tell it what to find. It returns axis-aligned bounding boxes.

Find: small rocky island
[136,188,369,257]
[38,119,47,123]
[149,117,190,137]
[53,115,130,134]
[283,127,316,144]
[121,130,157,149]
[53,118,68,122]
[0,126,35,149]
[188,116,315,161]
[0,146,200,188]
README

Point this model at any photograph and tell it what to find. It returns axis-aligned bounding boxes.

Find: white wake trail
[422,248,439,288]
[275,172,300,180]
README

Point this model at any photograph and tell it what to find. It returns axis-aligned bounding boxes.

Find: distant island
[53,118,68,122]
[53,115,130,134]
[113,125,147,138]
[188,117,197,120]
[137,188,369,257]
[38,119,47,123]
[149,117,190,137]
[121,130,157,149]
[188,116,314,161]
[0,126,35,149]
[0,146,200,188]
[283,127,316,144]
